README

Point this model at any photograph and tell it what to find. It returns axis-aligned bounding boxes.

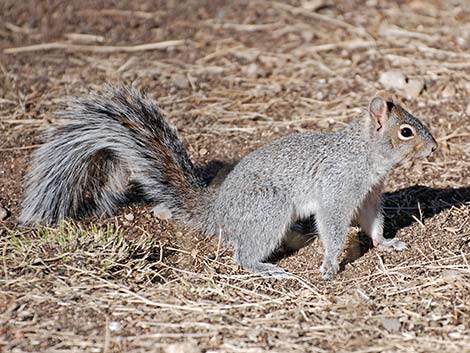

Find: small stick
[4,40,186,54]
[214,229,223,262]
[412,215,425,228]
[103,317,110,353]
[65,33,105,43]
[0,145,39,152]
[418,45,470,59]
[204,20,281,32]
[293,40,375,55]
[2,238,8,281]
[376,253,397,288]
[0,119,44,125]
[78,9,160,19]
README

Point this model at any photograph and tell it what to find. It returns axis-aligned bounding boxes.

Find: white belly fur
[295,199,319,219]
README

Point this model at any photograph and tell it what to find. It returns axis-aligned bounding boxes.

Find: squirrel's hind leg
[229,200,294,279]
[234,233,292,278]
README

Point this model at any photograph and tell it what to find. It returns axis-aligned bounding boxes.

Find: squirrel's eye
[398,124,415,140]
[401,127,413,137]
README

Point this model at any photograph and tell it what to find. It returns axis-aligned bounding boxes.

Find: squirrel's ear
[369,95,392,131]
[374,90,395,103]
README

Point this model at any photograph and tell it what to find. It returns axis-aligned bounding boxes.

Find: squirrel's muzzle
[420,134,438,158]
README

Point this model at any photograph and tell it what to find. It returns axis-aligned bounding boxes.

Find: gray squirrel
[20,85,437,279]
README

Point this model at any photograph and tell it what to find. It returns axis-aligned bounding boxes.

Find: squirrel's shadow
[199,160,470,268]
[339,185,470,269]
[383,185,470,238]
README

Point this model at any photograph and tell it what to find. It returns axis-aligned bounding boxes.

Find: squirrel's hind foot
[378,238,407,252]
[241,262,291,279]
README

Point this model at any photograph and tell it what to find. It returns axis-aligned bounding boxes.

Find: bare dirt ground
[1,1,470,352]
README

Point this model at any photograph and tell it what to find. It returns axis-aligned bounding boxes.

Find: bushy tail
[20,85,209,226]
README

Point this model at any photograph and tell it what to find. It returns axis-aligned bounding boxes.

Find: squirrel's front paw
[320,260,339,280]
[378,238,407,252]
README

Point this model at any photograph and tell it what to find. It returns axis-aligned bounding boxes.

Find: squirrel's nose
[430,136,438,153]
[431,140,438,153]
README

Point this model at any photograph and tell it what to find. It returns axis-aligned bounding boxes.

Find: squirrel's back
[217,126,368,194]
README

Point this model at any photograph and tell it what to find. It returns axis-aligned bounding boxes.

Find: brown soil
[1,1,470,352]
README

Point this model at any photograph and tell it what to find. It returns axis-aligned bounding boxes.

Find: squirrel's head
[368,91,438,163]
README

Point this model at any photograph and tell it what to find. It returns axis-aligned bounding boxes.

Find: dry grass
[1,0,470,352]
